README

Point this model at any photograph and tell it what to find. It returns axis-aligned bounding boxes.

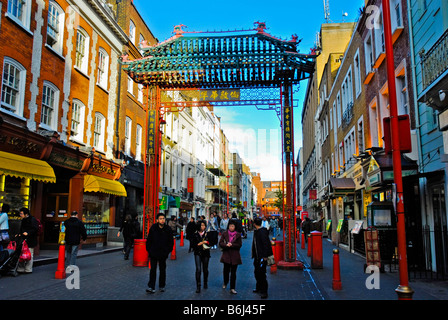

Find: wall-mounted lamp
[439,90,448,102]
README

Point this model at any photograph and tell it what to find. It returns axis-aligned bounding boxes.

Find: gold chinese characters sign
[283,106,292,153]
[161,89,241,104]
[148,110,157,155]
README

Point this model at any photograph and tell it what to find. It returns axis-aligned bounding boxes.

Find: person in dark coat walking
[219,220,242,294]
[191,220,211,293]
[252,217,273,299]
[146,213,174,293]
[186,217,196,253]
[302,217,311,243]
[64,211,87,266]
[17,208,39,273]
[118,213,140,260]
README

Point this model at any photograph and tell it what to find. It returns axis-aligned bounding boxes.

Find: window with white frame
[97,48,109,89]
[136,124,142,161]
[93,112,105,151]
[139,33,145,55]
[127,76,134,95]
[129,20,136,44]
[336,92,342,127]
[364,31,374,74]
[137,84,144,103]
[391,0,403,32]
[75,28,89,74]
[1,58,26,117]
[125,116,132,155]
[374,7,385,59]
[47,1,64,54]
[7,0,31,30]
[344,127,356,169]
[357,117,365,154]
[71,99,85,142]
[41,81,59,130]
[341,68,354,114]
[354,50,362,97]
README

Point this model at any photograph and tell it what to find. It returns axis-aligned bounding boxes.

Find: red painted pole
[55,242,66,279]
[180,230,184,247]
[381,0,414,300]
[332,249,342,290]
[171,236,176,260]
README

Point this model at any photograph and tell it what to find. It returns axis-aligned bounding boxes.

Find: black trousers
[148,257,167,289]
[223,263,238,289]
[253,258,268,294]
[194,255,209,284]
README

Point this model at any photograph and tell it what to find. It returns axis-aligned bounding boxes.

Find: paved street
[0,231,325,301]
[1,230,448,305]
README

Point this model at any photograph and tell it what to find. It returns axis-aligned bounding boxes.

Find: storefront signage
[187,177,194,193]
[90,163,116,177]
[148,110,157,155]
[161,89,241,103]
[336,219,344,233]
[283,106,293,153]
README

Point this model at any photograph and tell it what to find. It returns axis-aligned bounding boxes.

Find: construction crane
[323,0,331,23]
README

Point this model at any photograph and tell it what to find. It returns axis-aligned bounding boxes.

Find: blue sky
[133,0,365,180]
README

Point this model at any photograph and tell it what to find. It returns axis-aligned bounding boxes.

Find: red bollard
[270,240,277,274]
[180,230,184,247]
[301,232,306,249]
[171,236,176,260]
[133,239,149,267]
[55,242,66,279]
[311,231,323,269]
[333,249,342,290]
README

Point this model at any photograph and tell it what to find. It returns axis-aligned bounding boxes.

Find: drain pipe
[116,57,123,159]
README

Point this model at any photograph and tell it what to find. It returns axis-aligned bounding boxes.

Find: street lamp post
[381,0,414,300]
[226,175,230,217]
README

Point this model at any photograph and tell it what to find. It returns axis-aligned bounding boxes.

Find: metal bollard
[55,241,66,279]
[332,249,342,290]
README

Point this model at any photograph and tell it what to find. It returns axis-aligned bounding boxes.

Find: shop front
[0,121,58,247]
[43,148,127,247]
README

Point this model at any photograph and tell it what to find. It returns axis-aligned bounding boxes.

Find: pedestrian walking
[168,216,182,238]
[302,217,311,243]
[192,220,211,293]
[186,217,196,253]
[64,211,87,266]
[17,208,39,273]
[269,217,279,238]
[219,214,229,234]
[207,213,219,249]
[252,217,273,299]
[0,204,10,251]
[117,213,140,260]
[219,220,242,294]
[146,213,174,293]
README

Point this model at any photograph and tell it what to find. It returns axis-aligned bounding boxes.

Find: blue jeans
[66,244,79,266]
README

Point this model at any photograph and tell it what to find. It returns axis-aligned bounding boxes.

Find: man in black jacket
[252,217,273,299]
[146,213,174,293]
[64,211,87,266]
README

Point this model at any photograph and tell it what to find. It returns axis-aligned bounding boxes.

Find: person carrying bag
[0,204,11,249]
